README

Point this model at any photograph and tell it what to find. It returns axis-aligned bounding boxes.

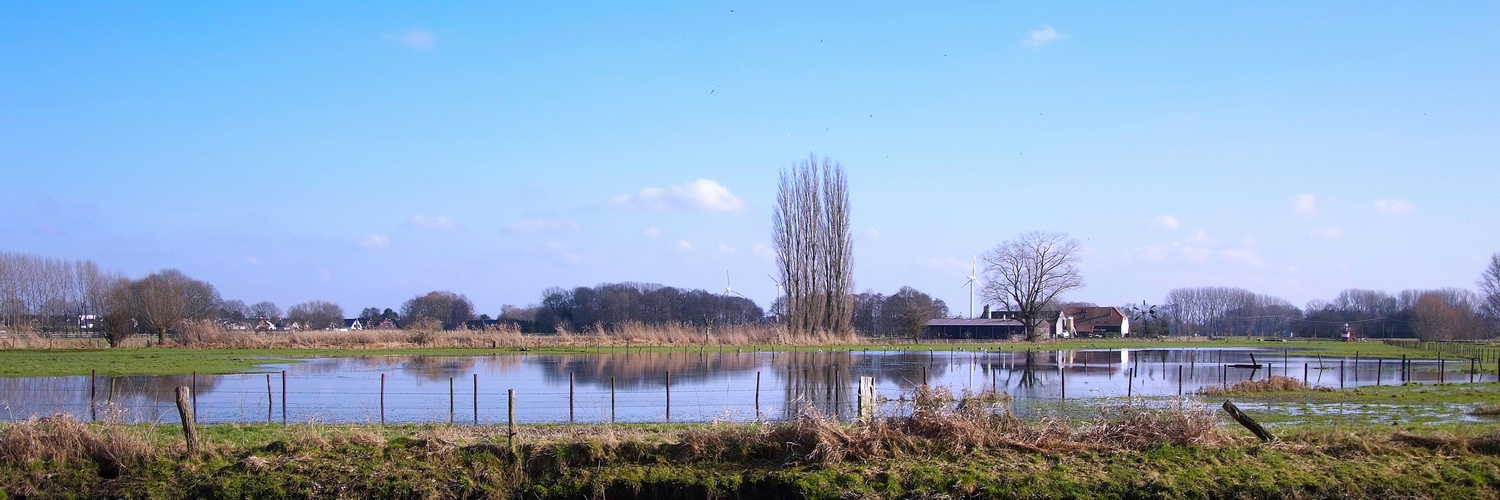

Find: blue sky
[3,2,1497,317]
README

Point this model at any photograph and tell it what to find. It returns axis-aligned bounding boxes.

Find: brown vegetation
[1196,375,1331,395]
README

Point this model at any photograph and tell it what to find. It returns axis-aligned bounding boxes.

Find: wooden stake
[610,376,616,424]
[266,374,272,423]
[281,370,287,425]
[380,373,385,425]
[449,377,455,424]
[473,374,478,425]
[507,389,516,453]
[569,372,575,423]
[665,371,671,422]
[174,386,198,454]
[1222,400,1274,443]
[755,371,761,417]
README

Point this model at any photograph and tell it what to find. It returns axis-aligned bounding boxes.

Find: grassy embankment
[6,384,1500,499]
[0,338,1473,378]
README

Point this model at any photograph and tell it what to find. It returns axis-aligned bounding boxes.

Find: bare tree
[1480,253,1500,323]
[287,300,345,330]
[249,301,282,321]
[100,277,136,347]
[772,154,854,336]
[134,272,186,344]
[980,231,1083,341]
[402,291,475,330]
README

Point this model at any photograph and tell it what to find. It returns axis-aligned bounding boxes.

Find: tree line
[1158,265,1500,341]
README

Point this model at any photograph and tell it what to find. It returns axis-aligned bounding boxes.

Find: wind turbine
[723,271,747,299]
[960,255,978,318]
[766,273,783,298]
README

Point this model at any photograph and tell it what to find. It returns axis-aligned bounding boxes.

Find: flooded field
[0,347,1478,424]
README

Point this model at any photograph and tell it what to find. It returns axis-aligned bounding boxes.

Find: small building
[368,318,401,330]
[923,318,1026,340]
[342,318,364,331]
[1053,306,1129,338]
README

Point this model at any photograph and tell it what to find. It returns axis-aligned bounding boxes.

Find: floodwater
[0,347,1478,425]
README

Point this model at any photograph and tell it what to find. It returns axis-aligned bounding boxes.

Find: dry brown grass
[0,416,158,474]
[1469,403,1500,416]
[109,321,869,350]
[1196,375,1330,396]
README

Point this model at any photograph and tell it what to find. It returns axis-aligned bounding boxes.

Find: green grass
[0,339,1457,378]
[5,418,1500,499]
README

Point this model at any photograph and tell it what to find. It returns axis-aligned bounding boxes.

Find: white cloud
[1138,246,1168,262]
[410,215,458,231]
[387,28,437,50]
[1312,226,1344,240]
[751,243,775,259]
[1179,245,1212,263]
[1022,24,1064,47]
[1294,194,1317,217]
[717,244,736,254]
[924,256,971,270]
[1220,249,1265,267]
[1373,198,1416,215]
[642,227,663,238]
[542,241,598,266]
[505,217,578,234]
[677,240,694,252]
[608,179,747,213]
[356,233,390,249]
[864,227,882,241]
[1146,215,1179,229]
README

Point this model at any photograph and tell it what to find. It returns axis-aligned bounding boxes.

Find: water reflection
[0,348,1469,424]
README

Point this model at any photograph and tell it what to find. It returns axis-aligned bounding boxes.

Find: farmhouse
[1052,306,1129,338]
[924,307,1028,339]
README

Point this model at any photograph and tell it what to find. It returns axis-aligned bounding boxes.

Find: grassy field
[0,338,1473,377]
[4,393,1500,499]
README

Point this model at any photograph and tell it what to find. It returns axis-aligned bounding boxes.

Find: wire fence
[2,348,1495,426]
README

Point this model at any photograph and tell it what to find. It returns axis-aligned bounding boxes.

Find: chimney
[981,305,991,319]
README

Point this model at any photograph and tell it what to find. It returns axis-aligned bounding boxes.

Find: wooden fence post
[449,377,455,424]
[1222,400,1274,443]
[380,373,385,425]
[473,374,478,425]
[507,389,516,453]
[755,371,762,418]
[665,371,672,423]
[174,386,198,454]
[610,376,616,424]
[281,370,287,425]
[569,372,575,423]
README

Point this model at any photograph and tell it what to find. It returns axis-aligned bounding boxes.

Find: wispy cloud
[751,243,775,259]
[387,28,437,50]
[608,179,747,213]
[1220,249,1265,267]
[1294,194,1317,217]
[1137,246,1168,262]
[1146,215,1179,229]
[505,217,578,234]
[642,227,662,238]
[410,215,458,231]
[863,227,882,241]
[1373,198,1416,215]
[544,241,597,266]
[1312,226,1344,240]
[356,233,391,249]
[677,240,695,252]
[1022,24,1065,47]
